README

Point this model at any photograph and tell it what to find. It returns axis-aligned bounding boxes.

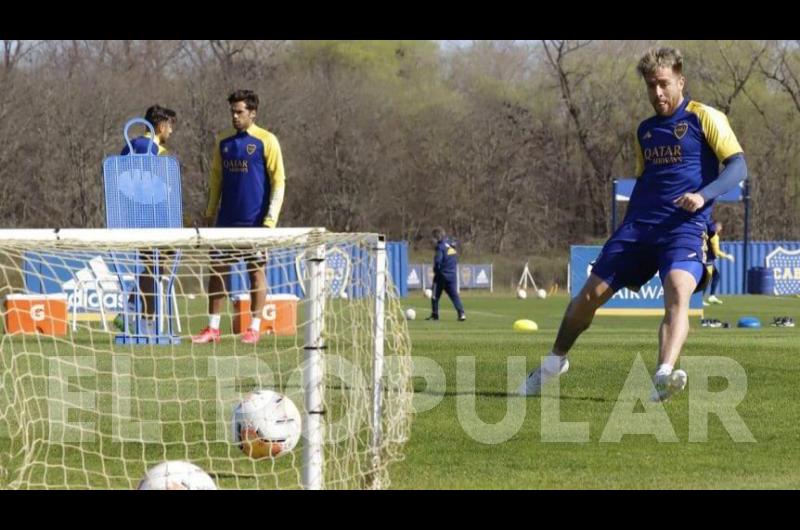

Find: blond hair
[637,47,683,77]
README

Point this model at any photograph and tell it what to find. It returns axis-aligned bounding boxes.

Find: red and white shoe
[192,327,221,344]
[240,328,261,345]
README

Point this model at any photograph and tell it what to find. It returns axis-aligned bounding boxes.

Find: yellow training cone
[513,319,538,332]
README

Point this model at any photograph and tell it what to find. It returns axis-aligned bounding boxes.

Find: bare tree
[761,40,800,113]
[540,40,637,236]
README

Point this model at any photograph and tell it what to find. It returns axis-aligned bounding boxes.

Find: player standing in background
[518,47,748,401]
[121,104,176,156]
[115,104,178,335]
[426,227,466,322]
[192,90,286,345]
[704,220,735,305]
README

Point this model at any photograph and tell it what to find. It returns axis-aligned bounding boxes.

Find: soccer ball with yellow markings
[233,390,302,460]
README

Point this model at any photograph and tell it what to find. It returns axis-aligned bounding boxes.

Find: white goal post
[0,228,413,490]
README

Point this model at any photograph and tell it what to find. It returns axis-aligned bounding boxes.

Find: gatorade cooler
[233,294,299,336]
[4,293,68,336]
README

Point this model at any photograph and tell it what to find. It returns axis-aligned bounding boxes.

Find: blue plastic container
[747,267,775,295]
[737,316,762,328]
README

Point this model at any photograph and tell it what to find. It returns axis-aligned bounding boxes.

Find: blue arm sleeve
[698,153,747,202]
[433,245,444,273]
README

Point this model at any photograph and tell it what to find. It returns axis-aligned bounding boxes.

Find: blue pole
[743,179,751,294]
[611,179,618,236]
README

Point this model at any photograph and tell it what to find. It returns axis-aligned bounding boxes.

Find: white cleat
[650,369,688,402]
[708,295,723,305]
[517,359,569,396]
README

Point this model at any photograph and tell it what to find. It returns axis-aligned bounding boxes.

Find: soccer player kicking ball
[519,48,747,401]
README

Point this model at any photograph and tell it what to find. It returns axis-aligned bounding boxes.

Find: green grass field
[389,292,800,489]
[0,297,401,490]
[1,292,798,489]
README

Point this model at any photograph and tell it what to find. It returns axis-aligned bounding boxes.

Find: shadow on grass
[416,390,609,403]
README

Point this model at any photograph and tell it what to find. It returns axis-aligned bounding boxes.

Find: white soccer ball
[232,390,302,460]
[405,308,416,320]
[137,461,217,490]
[340,291,349,299]
[516,288,527,299]
[537,288,547,299]
[423,288,433,299]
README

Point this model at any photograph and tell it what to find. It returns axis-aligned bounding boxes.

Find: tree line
[1,40,798,259]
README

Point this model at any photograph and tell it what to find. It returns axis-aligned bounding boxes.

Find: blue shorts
[591,222,708,292]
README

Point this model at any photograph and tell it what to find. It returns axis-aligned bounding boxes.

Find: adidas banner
[408,263,493,290]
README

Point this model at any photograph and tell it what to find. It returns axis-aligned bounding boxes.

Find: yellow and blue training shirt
[629,99,743,232]
[120,132,169,156]
[204,124,286,227]
[434,238,459,280]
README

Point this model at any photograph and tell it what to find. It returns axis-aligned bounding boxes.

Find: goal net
[0,228,413,490]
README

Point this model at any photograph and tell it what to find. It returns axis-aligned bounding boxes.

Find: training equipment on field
[0,227,413,490]
[771,316,795,327]
[137,461,218,490]
[516,288,527,299]
[516,262,543,296]
[513,319,538,332]
[700,318,730,328]
[536,288,547,299]
[737,316,762,328]
[233,390,302,459]
[103,118,183,345]
[405,308,416,320]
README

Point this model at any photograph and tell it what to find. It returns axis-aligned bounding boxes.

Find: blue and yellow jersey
[706,222,731,261]
[120,132,169,156]
[708,232,731,261]
[204,124,285,228]
[628,99,743,232]
[434,238,459,279]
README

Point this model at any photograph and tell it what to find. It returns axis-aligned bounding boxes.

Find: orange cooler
[4,294,68,336]
[233,294,299,336]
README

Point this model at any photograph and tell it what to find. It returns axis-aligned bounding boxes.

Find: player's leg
[708,265,722,304]
[427,278,444,320]
[192,254,228,343]
[518,273,617,396]
[138,250,161,335]
[552,273,617,354]
[659,268,698,366]
[651,249,704,401]
[139,272,156,334]
[518,224,654,396]
[702,260,713,306]
[116,250,157,334]
[242,253,267,344]
[442,277,466,321]
[651,267,698,401]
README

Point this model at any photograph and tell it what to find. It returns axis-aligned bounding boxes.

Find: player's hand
[263,218,276,228]
[673,193,705,212]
